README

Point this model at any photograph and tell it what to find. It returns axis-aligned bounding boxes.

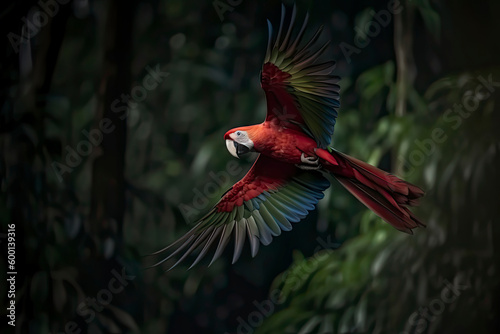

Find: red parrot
[152,5,424,270]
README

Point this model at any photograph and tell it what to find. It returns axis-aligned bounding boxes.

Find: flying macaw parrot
[152,5,424,270]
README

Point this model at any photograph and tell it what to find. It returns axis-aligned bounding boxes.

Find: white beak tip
[225,139,239,159]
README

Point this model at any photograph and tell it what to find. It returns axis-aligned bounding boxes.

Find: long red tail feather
[316,148,425,233]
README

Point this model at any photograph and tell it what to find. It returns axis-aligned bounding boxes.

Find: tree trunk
[393,1,416,175]
[89,0,136,252]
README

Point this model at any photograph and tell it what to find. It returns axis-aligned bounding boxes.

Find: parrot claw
[296,153,322,170]
[300,153,320,165]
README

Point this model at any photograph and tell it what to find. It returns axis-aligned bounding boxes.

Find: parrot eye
[236,131,242,136]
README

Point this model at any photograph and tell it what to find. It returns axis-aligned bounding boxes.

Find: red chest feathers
[253,125,317,164]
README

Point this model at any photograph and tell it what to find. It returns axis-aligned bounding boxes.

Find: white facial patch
[230,131,253,147]
[225,130,254,158]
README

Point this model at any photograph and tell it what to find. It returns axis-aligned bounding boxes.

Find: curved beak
[226,139,251,159]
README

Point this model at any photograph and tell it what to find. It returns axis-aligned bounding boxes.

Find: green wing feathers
[150,157,329,270]
[262,5,341,148]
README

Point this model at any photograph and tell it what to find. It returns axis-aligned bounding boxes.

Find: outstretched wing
[151,155,329,270]
[261,5,340,148]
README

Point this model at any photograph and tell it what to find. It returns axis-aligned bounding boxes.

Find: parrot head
[224,128,255,158]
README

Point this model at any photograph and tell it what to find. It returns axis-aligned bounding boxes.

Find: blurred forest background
[1,0,500,333]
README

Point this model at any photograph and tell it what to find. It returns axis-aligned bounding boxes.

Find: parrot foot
[296,153,322,170]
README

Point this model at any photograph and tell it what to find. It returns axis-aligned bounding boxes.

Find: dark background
[1,0,500,333]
